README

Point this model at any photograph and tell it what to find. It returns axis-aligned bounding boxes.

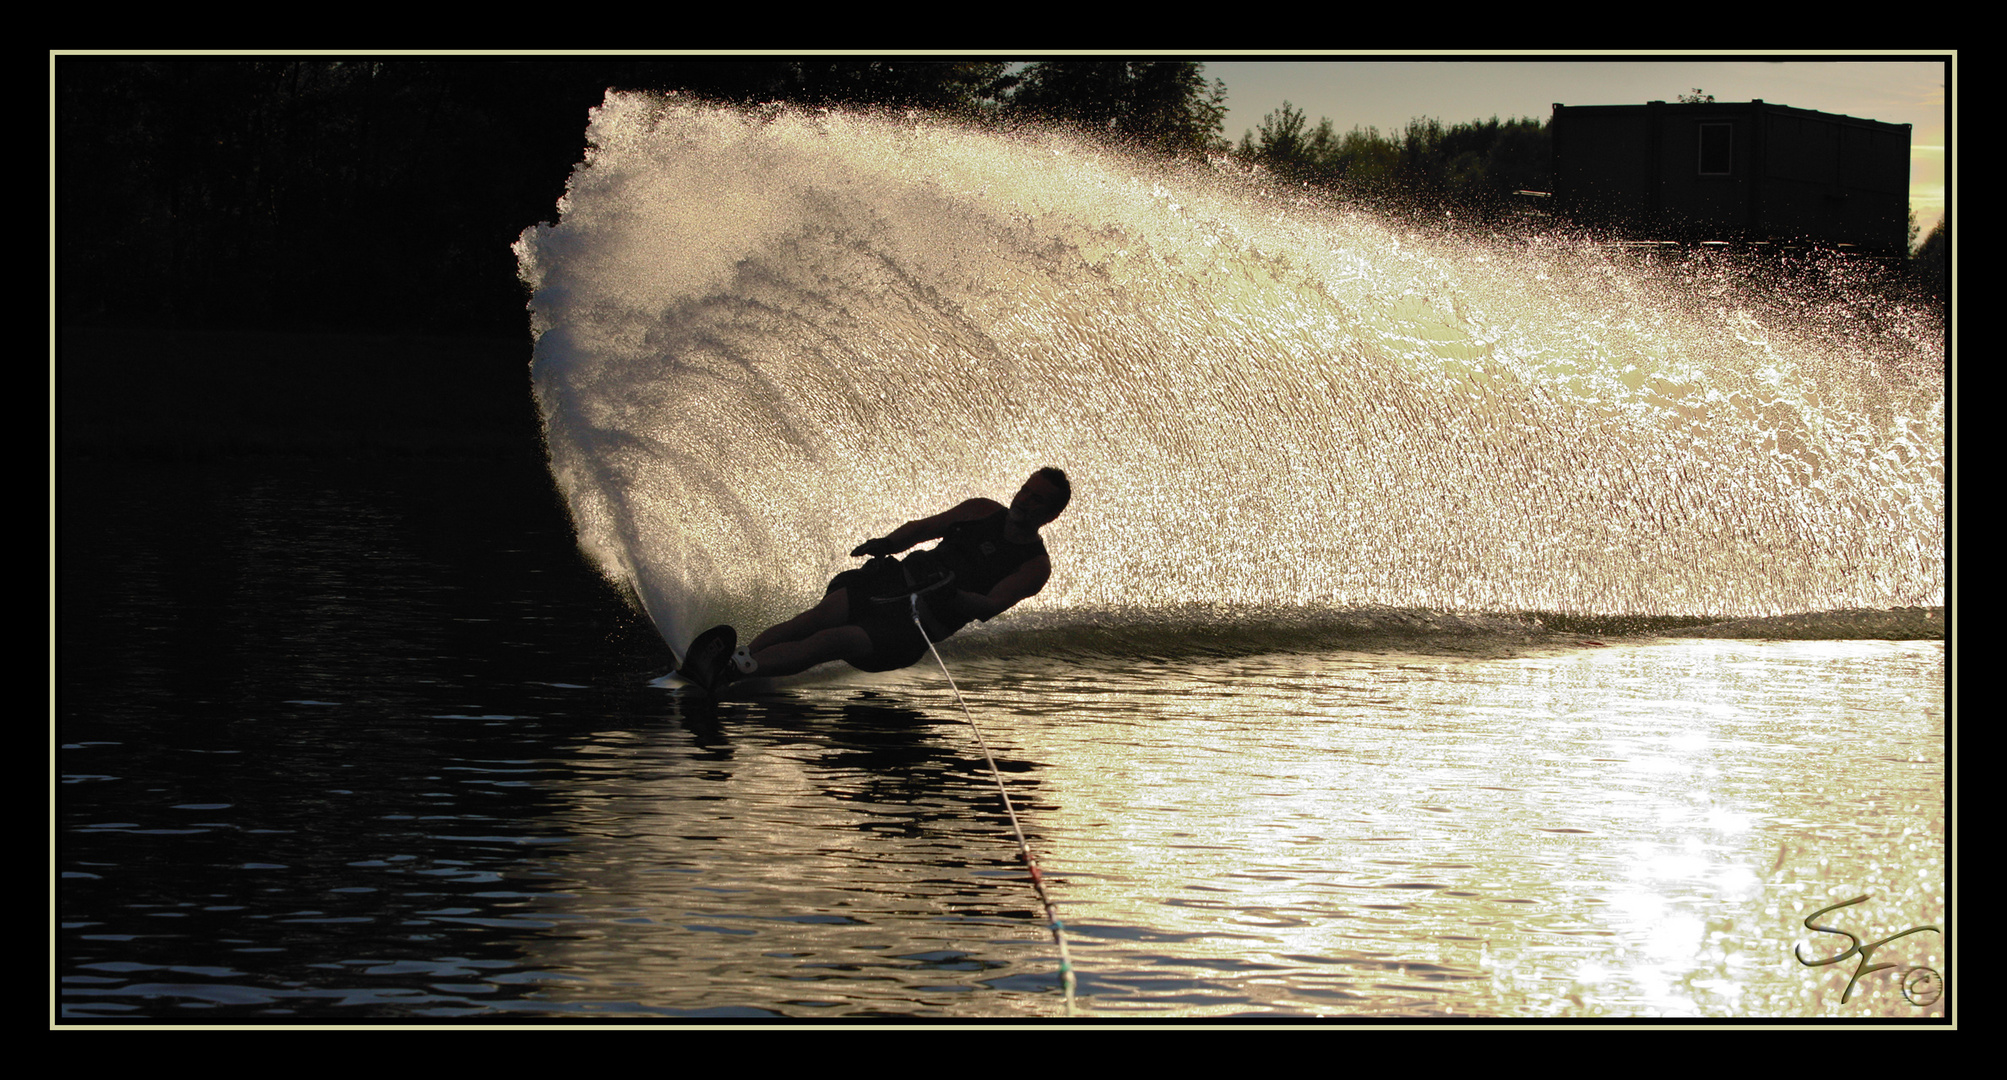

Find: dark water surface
[57,457,1948,1023]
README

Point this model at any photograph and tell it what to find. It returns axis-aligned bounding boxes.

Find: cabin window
[1698,123,1733,176]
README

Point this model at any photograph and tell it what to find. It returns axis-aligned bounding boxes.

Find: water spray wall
[515,93,1944,656]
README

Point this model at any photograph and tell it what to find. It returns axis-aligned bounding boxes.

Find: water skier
[678,468,1071,693]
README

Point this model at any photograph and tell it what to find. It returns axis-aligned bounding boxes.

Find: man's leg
[736,588,882,678]
[745,624,876,678]
[746,588,852,654]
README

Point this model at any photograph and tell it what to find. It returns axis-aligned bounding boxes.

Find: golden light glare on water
[988,642,1944,1017]
[515,96,1945,1019]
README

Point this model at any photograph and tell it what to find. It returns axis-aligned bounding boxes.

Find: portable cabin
[1549,100,1912,253]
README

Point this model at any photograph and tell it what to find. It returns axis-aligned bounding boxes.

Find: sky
[1197,57,1949,236]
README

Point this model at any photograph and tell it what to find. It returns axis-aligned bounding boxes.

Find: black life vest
[904,509,1047,628]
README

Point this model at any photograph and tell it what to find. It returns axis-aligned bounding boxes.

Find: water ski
[674,624,738,695]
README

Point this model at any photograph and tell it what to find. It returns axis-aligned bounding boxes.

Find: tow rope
[910,595,1078,1016]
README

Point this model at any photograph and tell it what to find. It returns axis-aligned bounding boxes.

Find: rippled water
[58,460,1947,1023]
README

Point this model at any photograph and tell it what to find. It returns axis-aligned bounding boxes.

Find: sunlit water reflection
[60,461,1945,1021]
[955,640,1944,1017]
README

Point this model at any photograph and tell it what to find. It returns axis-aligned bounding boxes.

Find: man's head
[1011,467,1071,527]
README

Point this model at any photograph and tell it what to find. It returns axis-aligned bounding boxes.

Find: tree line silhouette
[56,59,1945,337]
[1235,101,1553,227]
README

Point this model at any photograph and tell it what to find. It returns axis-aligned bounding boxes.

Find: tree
[1229,103,1552,225]
[768,60,1013,117]
[1240,101,1317,180]
[1910,214,1947,303]
[56,59,1231,333]
[1004,61,1227,156]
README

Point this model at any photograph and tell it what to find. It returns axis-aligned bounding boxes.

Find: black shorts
[825,558,932,672]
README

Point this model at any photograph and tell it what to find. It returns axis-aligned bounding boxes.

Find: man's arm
[850,498,1004,557]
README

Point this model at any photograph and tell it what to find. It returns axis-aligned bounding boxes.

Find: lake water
[57,458,1948,1024]
[62,96,1949,1027]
